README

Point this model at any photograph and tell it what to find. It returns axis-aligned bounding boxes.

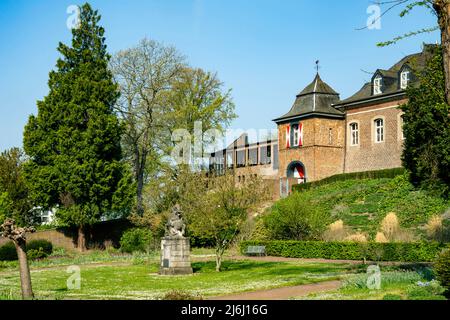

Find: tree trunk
[134,147,147,216]
[136,170,145,216]
[215,246,225,272]
[78,226,86,252]
[215,253,222,272]
[14,240,34,299]
[434,0,450,104]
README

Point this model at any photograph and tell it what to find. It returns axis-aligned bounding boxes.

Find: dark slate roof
[334,44,437,107]
[273,73,344,123]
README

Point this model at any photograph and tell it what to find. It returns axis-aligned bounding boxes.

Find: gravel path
[208,280,342,300]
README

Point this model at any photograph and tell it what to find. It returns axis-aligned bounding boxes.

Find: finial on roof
[315,60,320,74]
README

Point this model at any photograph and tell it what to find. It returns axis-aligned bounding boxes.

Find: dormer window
[373,76,382,95]
[400,70,410,89]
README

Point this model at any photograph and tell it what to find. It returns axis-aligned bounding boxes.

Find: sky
[0,0,440,151]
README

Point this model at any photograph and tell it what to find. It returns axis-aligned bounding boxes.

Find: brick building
[210,45,434,198]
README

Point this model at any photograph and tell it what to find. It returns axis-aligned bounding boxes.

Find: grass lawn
[304,265,447,300]
[1,249,447,300]
[0,250,359,300]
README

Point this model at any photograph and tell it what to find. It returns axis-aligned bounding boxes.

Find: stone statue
[160,204,192,275]
[165,204,186,238]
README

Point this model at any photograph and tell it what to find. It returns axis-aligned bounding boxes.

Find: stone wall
[0,229,76,250]
[344,100,405,173]
[0,219,133,251]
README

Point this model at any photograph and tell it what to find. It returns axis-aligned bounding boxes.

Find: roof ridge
[313,74,319,111]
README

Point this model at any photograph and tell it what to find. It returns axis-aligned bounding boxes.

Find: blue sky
[0,0,439,151]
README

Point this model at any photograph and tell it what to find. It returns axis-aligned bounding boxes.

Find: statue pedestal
[159,237,193,275]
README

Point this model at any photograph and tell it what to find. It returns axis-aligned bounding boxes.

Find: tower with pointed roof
[274,72,346,191]
[209,46,434,199]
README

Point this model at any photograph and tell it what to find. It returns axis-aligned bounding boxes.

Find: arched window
[374,118,384,143]
[350,123,359,146]
[373,76,383,95]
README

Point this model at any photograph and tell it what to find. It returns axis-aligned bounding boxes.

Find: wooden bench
[245,245,266,257]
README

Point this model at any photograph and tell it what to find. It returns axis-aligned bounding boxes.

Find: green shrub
[240,240,445,262]
[264,195,330,240]
[27,248,47,260]
[162,290,203,300]
[190,235,215,248]
[27,240,53,255]
[0,242,17,261]
[249,217,271,241]
[434,249,450,294]
[406,280,446,300]
[120,228,153,253]
[292,168,405,192]
[0,239,53,261]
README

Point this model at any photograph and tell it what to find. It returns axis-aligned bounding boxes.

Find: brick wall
[277,118,345,182]
[344,100,405,173]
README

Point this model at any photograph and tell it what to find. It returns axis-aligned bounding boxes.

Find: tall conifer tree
[23,3,134,250]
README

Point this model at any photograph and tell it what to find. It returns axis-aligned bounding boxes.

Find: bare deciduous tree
[110,38,185,215]
[179,169,269,272]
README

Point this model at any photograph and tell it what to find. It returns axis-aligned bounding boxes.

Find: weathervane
[315,60,320,74]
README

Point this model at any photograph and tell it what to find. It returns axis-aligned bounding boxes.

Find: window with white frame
[400,70,410,89]
[374,118,384,143]
[350,123,359,146]
[373,76,382,95]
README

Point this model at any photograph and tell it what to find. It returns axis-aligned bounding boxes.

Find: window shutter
[286,125,290,149]
[299,122,303,147]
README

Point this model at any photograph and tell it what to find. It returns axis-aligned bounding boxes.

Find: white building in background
[32,207,57,225]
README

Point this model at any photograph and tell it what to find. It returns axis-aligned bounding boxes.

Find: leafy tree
[0,192,12,224]
[0,148,34,226]
[23,3,134,251]
[401,46,450,195]
[179,169,269,272]
[166,66,237,166]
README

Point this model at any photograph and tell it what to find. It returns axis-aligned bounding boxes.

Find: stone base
[159,267,193,275]
[159,237,193,275]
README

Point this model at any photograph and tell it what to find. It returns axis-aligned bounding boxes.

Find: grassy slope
[291,174,450,240]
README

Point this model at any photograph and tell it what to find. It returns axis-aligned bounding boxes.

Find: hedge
[240,240,446,262]
[292,168,406,192]
[0,240,53,261]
